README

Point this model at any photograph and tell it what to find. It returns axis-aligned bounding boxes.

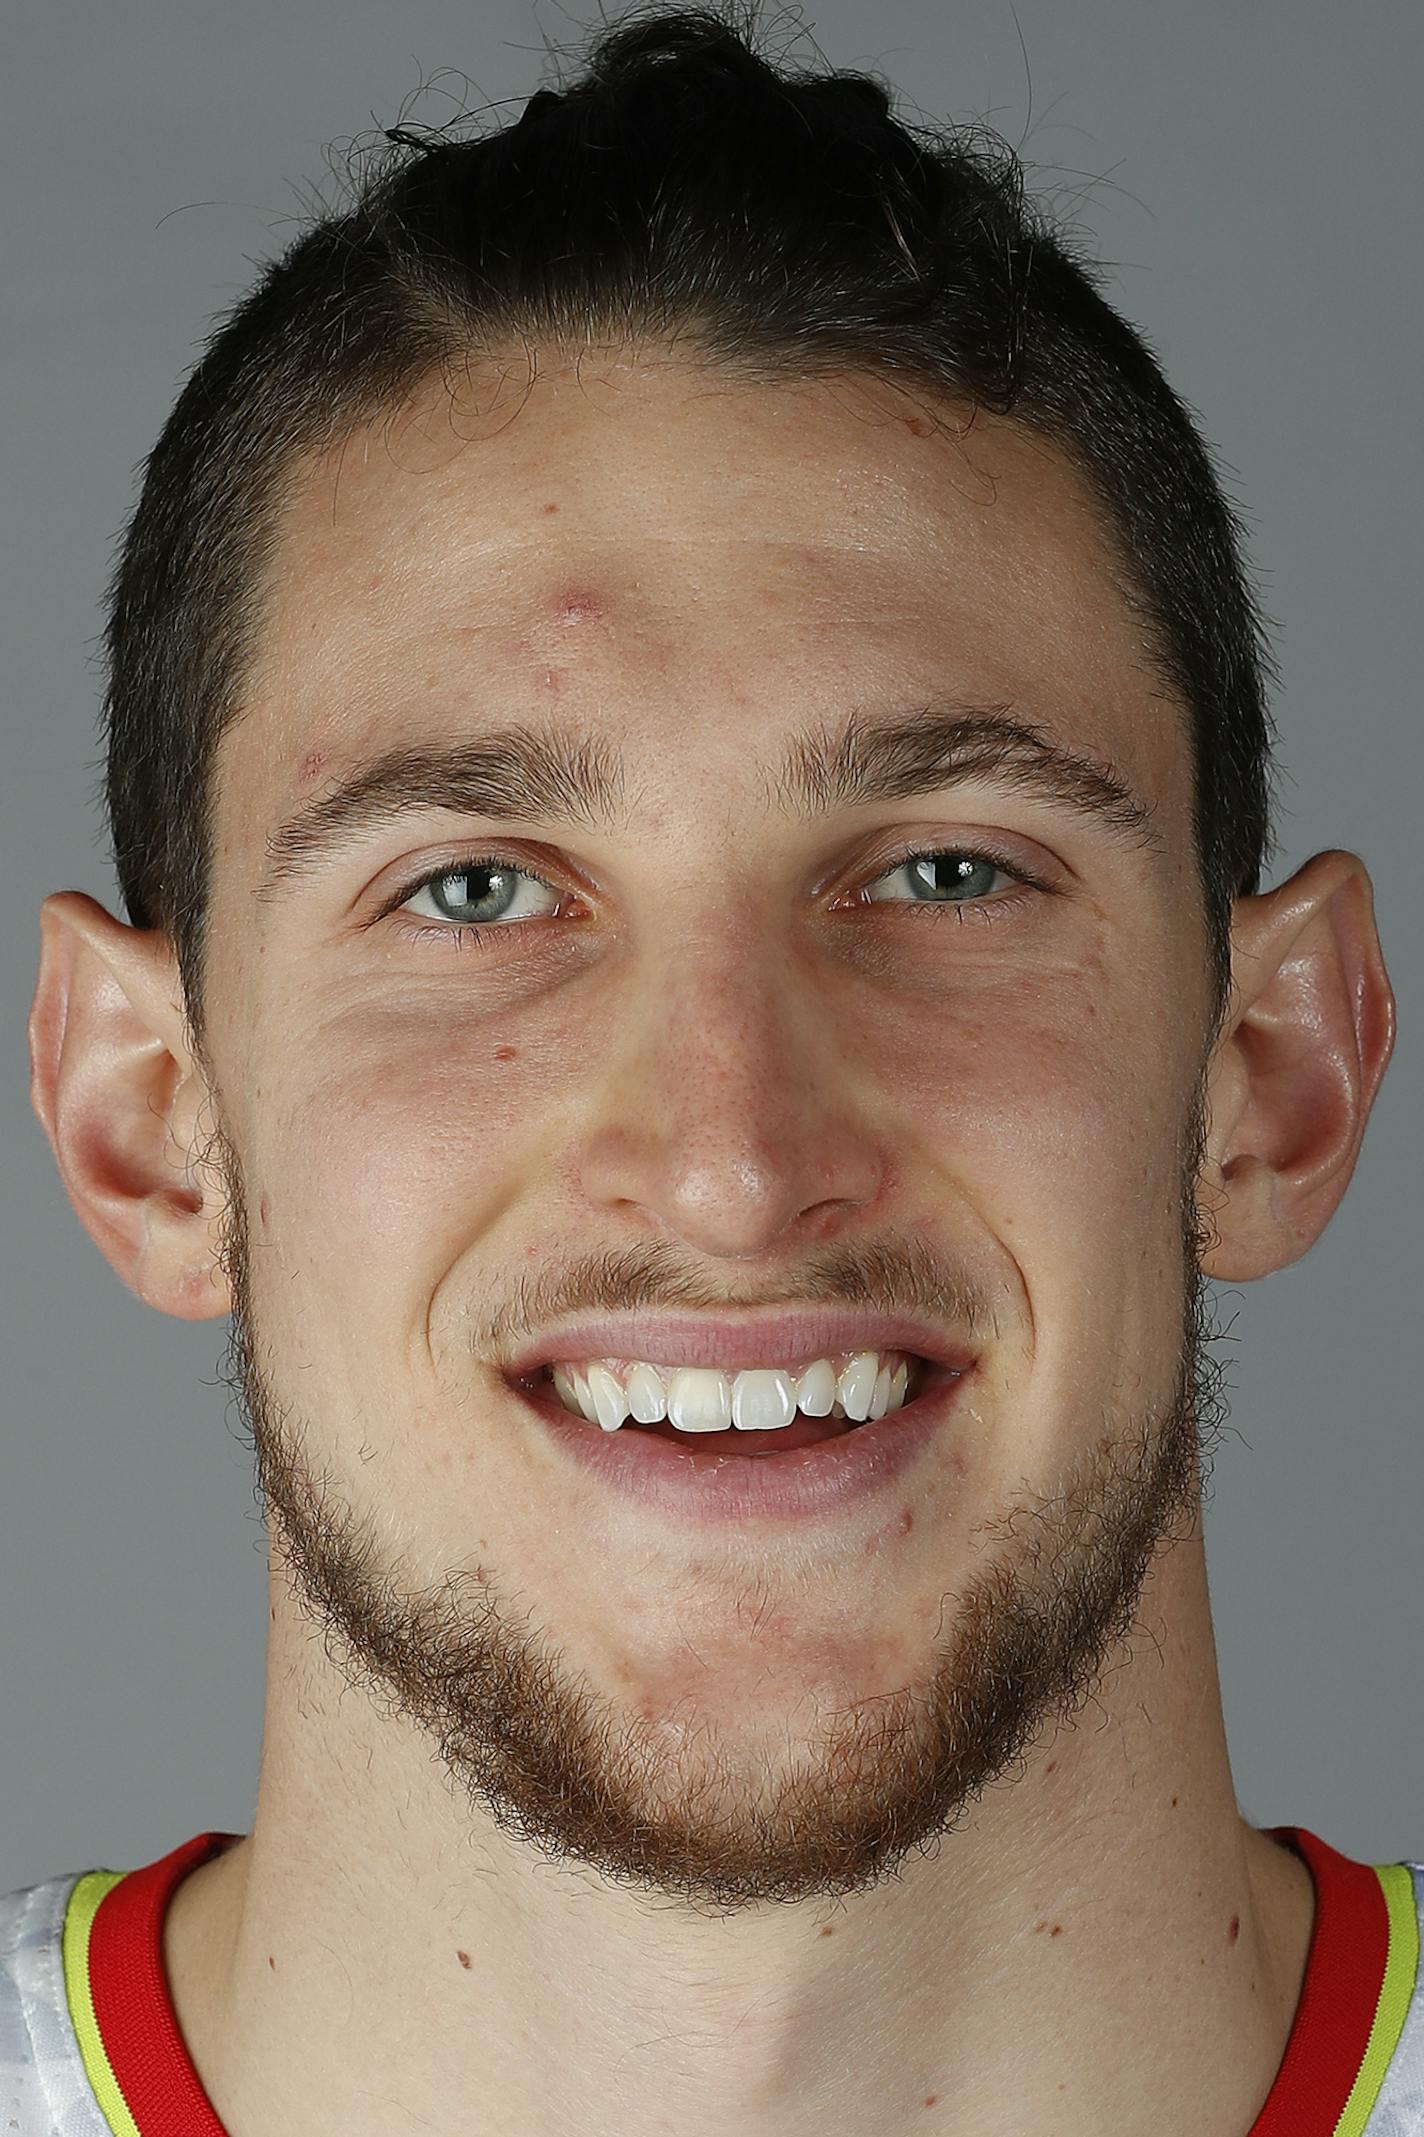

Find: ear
[28,891,234,1320]
[1197,849,1396,1281]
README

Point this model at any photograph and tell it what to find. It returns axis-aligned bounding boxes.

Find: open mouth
[507,1351,957,1458]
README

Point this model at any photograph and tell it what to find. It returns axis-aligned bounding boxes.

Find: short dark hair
[98,0,1278,1071]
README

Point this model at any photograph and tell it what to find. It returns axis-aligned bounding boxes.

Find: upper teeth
[547,1349,922,1433]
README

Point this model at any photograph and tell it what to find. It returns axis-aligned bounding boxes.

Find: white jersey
[3,1825,1423,2133]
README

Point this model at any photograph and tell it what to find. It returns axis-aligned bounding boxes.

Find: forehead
[223,358,1189,848]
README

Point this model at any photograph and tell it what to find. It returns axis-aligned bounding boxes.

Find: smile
[541,1347,930,1436]
[504,1355,972,1523]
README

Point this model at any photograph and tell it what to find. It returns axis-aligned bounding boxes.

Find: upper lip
[499,1311,978,1382]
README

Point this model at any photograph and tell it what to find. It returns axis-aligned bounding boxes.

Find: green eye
[381,841,1044,948]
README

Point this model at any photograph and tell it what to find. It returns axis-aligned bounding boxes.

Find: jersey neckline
[61,1823,1419,2136]
[1252,1825,1417,2133]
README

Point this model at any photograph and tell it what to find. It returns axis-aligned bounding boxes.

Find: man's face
[200,357,1217,1910]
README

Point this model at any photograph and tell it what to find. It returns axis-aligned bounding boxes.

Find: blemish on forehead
[553,588,604,627]
[297,750,328,789]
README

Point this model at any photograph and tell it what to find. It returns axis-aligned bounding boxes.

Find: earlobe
[27,891,234,1321]
[1198,850,1396,1282]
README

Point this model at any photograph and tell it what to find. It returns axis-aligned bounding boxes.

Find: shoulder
[0,1868,111,2137]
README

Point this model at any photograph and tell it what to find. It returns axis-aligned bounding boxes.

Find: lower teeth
[566,1396,857,1431]
[638,1410,863,1446]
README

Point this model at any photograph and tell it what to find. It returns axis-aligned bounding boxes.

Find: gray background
[3,0,1419,1892]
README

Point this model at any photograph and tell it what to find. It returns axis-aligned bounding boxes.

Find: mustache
[468,1234,1004,1363]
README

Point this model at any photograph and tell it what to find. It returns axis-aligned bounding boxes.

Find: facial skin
[30,355,1394,2135]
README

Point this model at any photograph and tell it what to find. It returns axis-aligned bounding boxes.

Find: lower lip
[512,1367,971,1524]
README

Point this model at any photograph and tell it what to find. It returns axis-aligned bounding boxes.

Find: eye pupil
[435,865,510,921]
[912,853,996,898]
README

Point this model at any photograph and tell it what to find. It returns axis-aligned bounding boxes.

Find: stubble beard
[203,1084,1223,1918]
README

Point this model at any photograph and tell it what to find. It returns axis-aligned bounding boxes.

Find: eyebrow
[255,700,1162,905]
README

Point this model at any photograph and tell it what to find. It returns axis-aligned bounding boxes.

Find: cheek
[244,1023,554,1357]
[875,965,1176,1203]
[880,953,1163,1136]
[249,937,1189,1367]
[870,958,1193,1377]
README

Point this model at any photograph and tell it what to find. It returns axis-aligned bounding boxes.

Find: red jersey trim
[1246,1825,1394,2135]
[73,1823,1407,2136]
[86,1830,238,2137]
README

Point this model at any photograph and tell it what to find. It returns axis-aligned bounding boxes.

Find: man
[6,5,1416,2133]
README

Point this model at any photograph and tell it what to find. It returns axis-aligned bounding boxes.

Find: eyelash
[377,842,1049,950]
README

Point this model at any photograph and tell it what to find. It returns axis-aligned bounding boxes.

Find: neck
[164,1534,1314,2137]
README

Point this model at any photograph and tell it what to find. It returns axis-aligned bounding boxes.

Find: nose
[573,938,888,1261]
